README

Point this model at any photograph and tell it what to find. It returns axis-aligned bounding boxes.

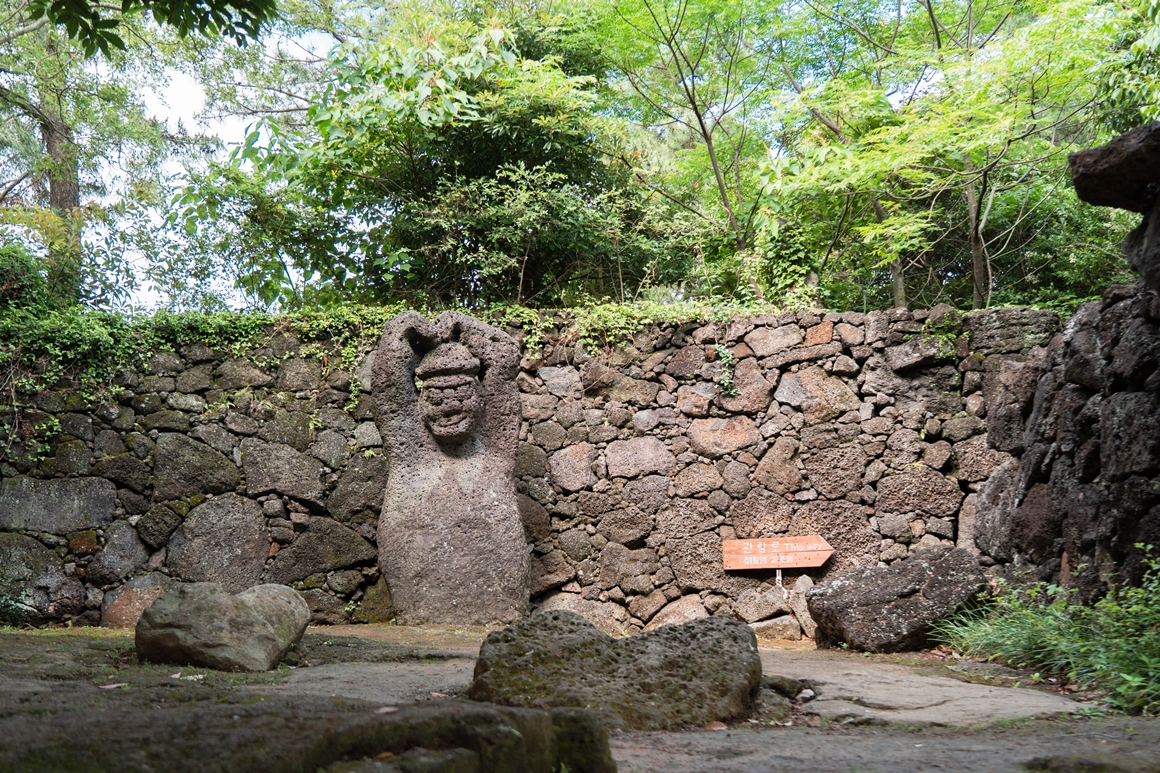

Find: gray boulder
[152,433,240,502]
[0,475,115,534]
[264,517,376,584]
[805,545,984,652]
[326,454,388,527]
[240,438,325,510]
[167,493,268,593]
[135,582,309,672]
[0,533,84,625]
[85,520,148,587]
[470,609,761,730]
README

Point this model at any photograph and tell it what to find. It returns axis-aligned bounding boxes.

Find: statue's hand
[372,311,441,403]
[436,311,519,379]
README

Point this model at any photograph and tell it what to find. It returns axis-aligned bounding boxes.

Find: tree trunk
[35,57,83,304]
[695,111,744,250]
[872,198,906,309]
[40,115,79,211]
[964,170,986,309]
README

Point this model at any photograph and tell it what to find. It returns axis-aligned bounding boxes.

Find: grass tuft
[934,549,1160,715]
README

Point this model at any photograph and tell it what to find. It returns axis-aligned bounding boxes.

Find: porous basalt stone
[731,488,794,538]
[135,582,309,672]
[687,416,761,458]
[240,438,325,510]
[805,446,867,500]
[754,437,803,494]
[85,519,148,587]
[805,545,984,652]
[167,493,268,593]
[0,533,84,625]
[470,609,761,731]
[537,591,630,634]
[1069,120,1160,213]
[605,436,675,479]
[373,312,530,625]
[774,366,860,424]
[788,500,879,573]
[876,468,964,518]
[325,454,388,527]
[550,443,596,492]
[10,301,1073,628]
[136,504,182,550]
[101,573,175,628]
[642,593,708,630]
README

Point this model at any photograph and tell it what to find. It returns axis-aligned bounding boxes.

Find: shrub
[0,244,46,310]
[934,549,1160,714]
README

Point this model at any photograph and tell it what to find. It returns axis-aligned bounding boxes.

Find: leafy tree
[10,0,276,55]
[0,5,194,306]
[596,0,778,297]
[174,14,685,309]
[759,0,1137,311]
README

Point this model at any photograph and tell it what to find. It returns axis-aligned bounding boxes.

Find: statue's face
[419,374,482,444]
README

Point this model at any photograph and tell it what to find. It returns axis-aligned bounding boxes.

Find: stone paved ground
[1,625,1158,773]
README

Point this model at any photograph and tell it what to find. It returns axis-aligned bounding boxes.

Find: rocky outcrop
[135,582,310,671]
[1070,122,1160,294]
[969,126,1160,597]
[806,546,984,652]
[975,282,1160,596]
[470,609,761,730]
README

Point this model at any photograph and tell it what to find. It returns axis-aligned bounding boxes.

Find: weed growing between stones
[934,549,1160,714]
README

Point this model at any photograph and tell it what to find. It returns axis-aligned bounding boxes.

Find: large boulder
[166,493,269,593]
[1069,120,1160,213]
[0,533,84,625]
[470,609,761,730]
[240,438,325,510]
[263,517,376,584]
[0,476,115,534]
[326,454,388,527]
[152,433,240,502]
[805,545,984,652]
[85,519,149,587]
[135,582,310,672]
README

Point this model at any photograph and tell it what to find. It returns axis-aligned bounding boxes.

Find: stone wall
[0,304,1060,634]
[979,281,1160,600]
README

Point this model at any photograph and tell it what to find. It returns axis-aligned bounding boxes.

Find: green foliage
[177,16,692,309]
[935,550,1160,714]
[1,0,1144,315]
[753,220,813,298]
[0,243,45,309]
[713,344,737,395]
[25,0,277,56]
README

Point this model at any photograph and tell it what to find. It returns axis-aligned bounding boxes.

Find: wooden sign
[722,536,833,570]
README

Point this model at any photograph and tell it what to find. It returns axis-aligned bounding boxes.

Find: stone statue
[372,311,530,624]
